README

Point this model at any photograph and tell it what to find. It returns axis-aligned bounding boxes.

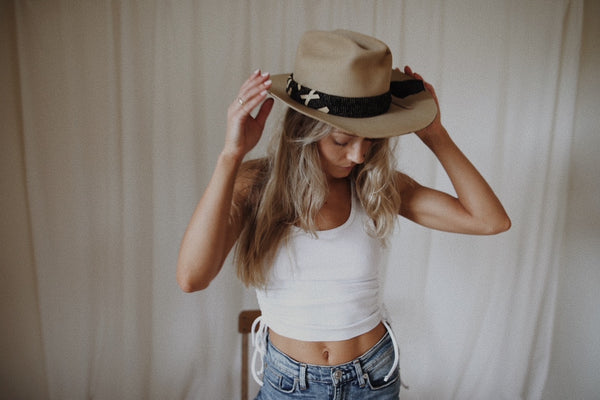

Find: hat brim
[268,69,438,138]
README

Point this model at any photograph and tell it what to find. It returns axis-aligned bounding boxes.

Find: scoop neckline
[292,192,356,236]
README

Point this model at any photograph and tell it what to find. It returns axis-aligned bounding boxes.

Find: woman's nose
[347,141,366,164]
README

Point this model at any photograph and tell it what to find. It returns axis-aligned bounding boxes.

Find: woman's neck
[326,177,351,199]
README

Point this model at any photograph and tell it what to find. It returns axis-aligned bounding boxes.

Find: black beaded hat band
[286,74,425,119]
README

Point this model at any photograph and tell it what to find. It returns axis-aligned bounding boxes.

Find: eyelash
[334,139,374,147]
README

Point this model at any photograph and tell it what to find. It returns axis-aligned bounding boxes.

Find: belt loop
[353,359,366,388]
[299,363,307,390]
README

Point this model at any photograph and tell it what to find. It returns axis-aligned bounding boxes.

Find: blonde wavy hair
[234,108,402,288]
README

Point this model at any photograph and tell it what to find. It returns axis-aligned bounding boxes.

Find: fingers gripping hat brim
[268,69,438,139]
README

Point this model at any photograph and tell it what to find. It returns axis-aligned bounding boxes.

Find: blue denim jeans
[254,331,402,399]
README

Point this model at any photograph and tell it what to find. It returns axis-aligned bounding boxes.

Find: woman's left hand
[401,66,444,142]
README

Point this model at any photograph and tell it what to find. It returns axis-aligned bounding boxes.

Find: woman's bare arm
[397,67,510,235]
[176,70,273,292]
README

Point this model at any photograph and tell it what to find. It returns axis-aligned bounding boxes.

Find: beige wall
[543,0,600,399]
[0,2,48,398]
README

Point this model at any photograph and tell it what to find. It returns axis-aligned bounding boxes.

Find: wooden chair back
[238,309,261,400]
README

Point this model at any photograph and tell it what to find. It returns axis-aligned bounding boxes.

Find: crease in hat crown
[293,30,393,98]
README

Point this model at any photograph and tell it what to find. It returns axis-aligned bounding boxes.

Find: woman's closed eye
[334,139,349,147]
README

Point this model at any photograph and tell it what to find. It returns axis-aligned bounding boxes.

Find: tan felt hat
[269,29,438,138]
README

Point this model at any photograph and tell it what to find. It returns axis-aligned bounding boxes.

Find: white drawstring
[250,316,268,386]
[382,320,400,382]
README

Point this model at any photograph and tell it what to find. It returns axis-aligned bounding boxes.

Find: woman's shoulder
[394,171,420,194]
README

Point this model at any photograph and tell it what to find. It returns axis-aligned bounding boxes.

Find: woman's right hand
[224,70,274,160]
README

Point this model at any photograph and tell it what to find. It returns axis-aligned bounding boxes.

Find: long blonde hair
[235,109,401,288]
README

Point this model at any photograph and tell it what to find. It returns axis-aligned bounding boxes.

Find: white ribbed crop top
[255,190,386,342]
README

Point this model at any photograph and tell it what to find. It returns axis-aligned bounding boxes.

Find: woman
[177,30,510,399]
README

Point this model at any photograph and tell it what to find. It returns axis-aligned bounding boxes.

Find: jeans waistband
[265,329,394,388]
[250,316,399,387]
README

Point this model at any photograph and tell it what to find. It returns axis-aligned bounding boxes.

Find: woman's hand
[224,70,274,160]
[402,66,444,142]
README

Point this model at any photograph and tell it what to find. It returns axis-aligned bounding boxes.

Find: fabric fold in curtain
[3,0,583,399]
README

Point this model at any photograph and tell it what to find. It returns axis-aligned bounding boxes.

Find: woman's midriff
[268,322,387,366]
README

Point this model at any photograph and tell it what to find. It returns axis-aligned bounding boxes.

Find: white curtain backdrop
[2,1,596,399]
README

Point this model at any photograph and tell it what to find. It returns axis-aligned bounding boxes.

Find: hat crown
[293,30,392,98]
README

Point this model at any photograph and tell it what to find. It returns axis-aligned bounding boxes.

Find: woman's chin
[326,167,354,180]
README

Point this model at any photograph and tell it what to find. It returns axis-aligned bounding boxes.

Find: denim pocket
[363,346,400,391]
[263,364,297,394]
[365,365,400,390]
